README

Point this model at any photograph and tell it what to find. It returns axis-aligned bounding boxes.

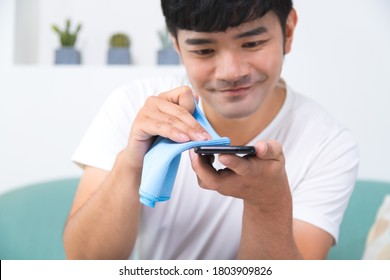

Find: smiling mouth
[218,86,252,95]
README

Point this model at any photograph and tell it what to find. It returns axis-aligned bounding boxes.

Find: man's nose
[214,50,250,82]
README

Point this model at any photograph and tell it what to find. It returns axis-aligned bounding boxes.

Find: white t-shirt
[72,75,359,259]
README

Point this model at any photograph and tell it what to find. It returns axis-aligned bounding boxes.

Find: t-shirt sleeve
[71,85,137,171]
[292,127,359,244]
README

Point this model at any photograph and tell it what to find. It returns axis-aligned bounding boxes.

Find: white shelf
[9,0,167,66]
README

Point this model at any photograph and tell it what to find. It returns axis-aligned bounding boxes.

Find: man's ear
[284,8,298,54]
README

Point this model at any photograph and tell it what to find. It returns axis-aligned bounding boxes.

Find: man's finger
[158,86,211,140]
[160,86,196,114]
[189,150,221,191]
[255,141,284,162]
[218,154,253,176]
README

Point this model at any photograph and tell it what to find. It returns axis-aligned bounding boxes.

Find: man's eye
[242,40,266,48]
[191,49,214,55]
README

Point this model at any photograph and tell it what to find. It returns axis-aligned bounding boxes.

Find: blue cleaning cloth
[139,101,230,208]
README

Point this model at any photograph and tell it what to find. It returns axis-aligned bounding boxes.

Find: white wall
[0,0,15,66]
[283,0,390,186]
[0,0,389,194]
[14,0,40,64]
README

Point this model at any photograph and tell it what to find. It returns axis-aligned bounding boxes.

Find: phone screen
[194,146,256,155]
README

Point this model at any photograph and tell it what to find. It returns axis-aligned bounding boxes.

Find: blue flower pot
[55,48,81,65]
[157,48,180,65]
[107,48,131,65]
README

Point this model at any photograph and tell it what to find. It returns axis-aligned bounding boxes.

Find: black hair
[161,0,293,38]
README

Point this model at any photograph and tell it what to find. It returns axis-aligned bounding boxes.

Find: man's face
[175,11,295,120]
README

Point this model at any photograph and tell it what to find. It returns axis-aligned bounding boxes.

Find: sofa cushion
[362,195,390,259]
[0,178,79,260]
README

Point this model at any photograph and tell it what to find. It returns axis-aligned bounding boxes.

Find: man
[64,0,359,259]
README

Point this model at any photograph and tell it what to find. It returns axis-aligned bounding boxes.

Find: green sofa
[0,179,389,259]
[0,178,79,259]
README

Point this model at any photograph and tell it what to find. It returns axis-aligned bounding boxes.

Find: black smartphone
[194,146,256,155]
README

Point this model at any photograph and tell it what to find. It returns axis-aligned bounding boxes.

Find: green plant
[158,27,173,49]
[109,33,131,48]
[52,19,82,47]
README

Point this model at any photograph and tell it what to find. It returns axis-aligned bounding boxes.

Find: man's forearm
[237,202,303,260]
[63,151,142,259]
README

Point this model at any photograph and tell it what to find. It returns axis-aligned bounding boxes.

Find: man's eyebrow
[184,26,268,45]
[234,26,268,39]
[184,38,216,45]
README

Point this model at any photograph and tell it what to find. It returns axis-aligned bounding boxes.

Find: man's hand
[189,140,290,211]
[126,86,211,172]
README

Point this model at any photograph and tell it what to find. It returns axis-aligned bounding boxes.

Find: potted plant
[52,19,82,64]
[107,33,132,65]
[157,27,180,65]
